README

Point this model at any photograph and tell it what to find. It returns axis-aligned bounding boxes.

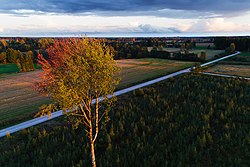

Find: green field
[0,58,195,128]
[192,49,224,60]
[162,47,224,60]
[0,63,41,75]
[0,64,19,74]
[219,52,250,65]
[0,74,249,166]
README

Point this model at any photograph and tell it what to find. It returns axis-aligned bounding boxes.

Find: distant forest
[0,37,249,70]
[214,37,250,51]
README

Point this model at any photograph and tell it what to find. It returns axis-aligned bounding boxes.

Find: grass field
[0,64,19,74]
[219,52,250,65]
[117,58,195,89]
[148,46,224,60]
[205,64,250,77]
[195,42,215,49]
[192,49,224,60]
[0,71,52,128]
[0,58,195,128]
[0,63,41,75]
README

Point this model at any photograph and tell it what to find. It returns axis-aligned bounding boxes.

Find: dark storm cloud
[0,0,250,17]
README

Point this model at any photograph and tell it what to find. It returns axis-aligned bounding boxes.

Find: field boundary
[0,51,241,138]
[201,72,250,80]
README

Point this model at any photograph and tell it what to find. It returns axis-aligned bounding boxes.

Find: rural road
[0,51,241,138]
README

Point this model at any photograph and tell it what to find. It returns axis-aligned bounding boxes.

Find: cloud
[0,0,249,18]
[188,18,250,32]
[135,24,182,33]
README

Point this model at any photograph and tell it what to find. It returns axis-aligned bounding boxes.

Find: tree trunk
[90,141,96,167]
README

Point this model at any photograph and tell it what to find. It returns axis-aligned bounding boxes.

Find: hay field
[0,71,51,128]
[0,58,195,128]
[117,58,195,89]
[205,64,250,77]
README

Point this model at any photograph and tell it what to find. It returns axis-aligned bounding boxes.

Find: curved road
[0,51,241,138]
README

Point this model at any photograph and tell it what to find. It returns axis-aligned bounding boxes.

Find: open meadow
[219,52,250,65]
[0,58,195,128]
[204,64,250,77]
[117,58,195,89]
[148,46,224,60]
[192,49,224,60]
[204,52,250,77]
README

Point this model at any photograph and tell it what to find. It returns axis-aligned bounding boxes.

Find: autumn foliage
[35,37,120,166]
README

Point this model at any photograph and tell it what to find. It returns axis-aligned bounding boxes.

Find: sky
[0,0,250,37]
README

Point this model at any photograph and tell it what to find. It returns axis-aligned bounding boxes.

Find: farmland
[219,52,250,65]
[0,58,195,128]
[0,74,249,166]
[204,64,250,77]
[0,71,51,128]
[117,58,195,89]
[192,49,224,60]
[204,52,250,77]
[148,46,224,60]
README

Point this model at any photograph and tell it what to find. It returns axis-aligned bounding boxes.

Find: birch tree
[35,38,120,167]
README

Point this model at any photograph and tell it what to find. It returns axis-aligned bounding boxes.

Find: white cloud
[11,9,45,15]
[129,21,139,27]
[188,18,250,32]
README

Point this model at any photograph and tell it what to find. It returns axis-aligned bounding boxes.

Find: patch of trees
[110,42,203,62]
[0,74,249,166]
[110,43,149,59]
[16,50,35,72]
[0,48,35,72]
[214,37,250,51]
[149,49,203,62]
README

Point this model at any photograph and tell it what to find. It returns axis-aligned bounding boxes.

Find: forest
[0,74,249,166]
[214,37,250,51]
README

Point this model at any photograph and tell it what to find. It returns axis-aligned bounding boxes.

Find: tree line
[0,38,56,72]
[214,37,250,51]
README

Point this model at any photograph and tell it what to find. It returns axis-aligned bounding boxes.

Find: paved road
[0,51,241,138]
[200,51,241,67]
[201,72,250,80]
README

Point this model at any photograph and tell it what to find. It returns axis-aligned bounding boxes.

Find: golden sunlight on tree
[35,38,120,167]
